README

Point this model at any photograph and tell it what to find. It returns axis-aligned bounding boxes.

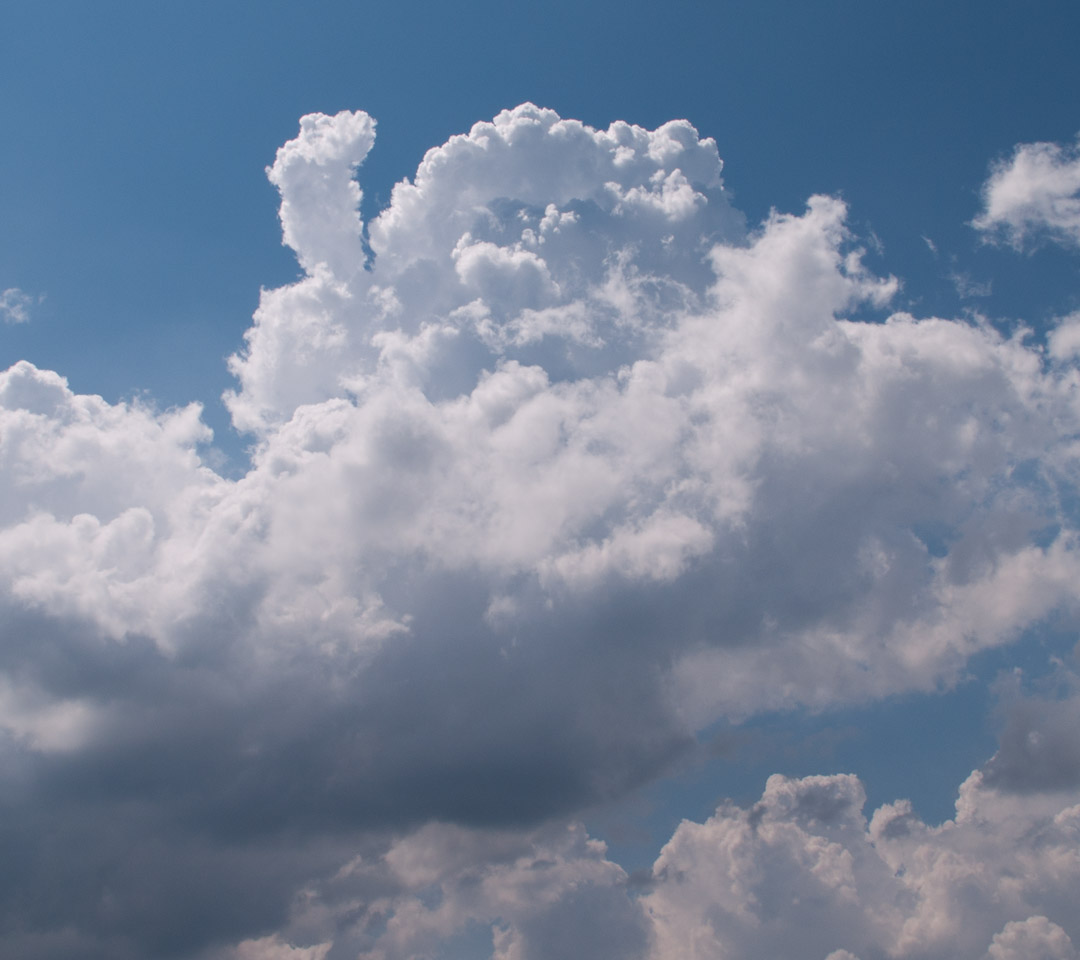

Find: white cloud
[0,287,35,324]
[266,109,376,278]
[641,755,1080,960]
[1048,311,1080,361]
[986,917,1078,960]
[973,136,1080,248]
[2,107,1080,956]
[229,937,332,960]
[640,662,1080,960]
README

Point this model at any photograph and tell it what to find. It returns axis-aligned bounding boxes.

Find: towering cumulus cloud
[1,109,1079,958]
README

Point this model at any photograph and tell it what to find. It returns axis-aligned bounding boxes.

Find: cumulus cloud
[973,136,1080,248]
[232,665,1080,960]
[1,107,1080,955]
[639,755,1080,960]
[638,661,1080,960]
[986,917,1078,960]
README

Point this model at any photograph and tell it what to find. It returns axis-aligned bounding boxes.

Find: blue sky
[3,3,1080,959]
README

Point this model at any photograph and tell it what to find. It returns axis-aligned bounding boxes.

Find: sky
[2,2,1080,958]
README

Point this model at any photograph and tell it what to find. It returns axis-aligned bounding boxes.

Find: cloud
[229,936,332,960]
[639,662,1080,960]
[1048,311,1080,361]
[949,269,991,299]
[224,664,1080,960]
[982,660,1080,793]
[973,136,1080,249]
[986,917,1078,960]
[0,287,35,324]
[640,752,1080,960]
[356,821,647,960]
[2,107,1080,955]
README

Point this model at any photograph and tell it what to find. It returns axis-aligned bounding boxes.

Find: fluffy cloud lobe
[974,135,1080,248]
[2,109,1080,957]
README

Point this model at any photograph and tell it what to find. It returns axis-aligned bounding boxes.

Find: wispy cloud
[949,269,992,299]
[0,287,35,324]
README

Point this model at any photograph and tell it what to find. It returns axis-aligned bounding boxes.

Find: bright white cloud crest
[2,109,1080,957]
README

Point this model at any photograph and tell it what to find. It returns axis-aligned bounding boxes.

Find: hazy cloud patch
[0,287,36,324]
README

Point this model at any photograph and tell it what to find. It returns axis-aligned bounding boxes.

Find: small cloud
[949,270,992,299]
[922,235,938,257]
[0,288,36,325]
[1048,311,1080,361]
[973,135,1080,250]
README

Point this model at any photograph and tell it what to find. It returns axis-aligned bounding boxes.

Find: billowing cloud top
[2,107,1080,958]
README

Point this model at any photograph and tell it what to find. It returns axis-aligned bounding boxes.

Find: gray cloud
[252,672,1080,960]
[982,662,1080,793]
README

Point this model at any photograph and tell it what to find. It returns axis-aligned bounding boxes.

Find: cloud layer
[2,109,1080,956]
